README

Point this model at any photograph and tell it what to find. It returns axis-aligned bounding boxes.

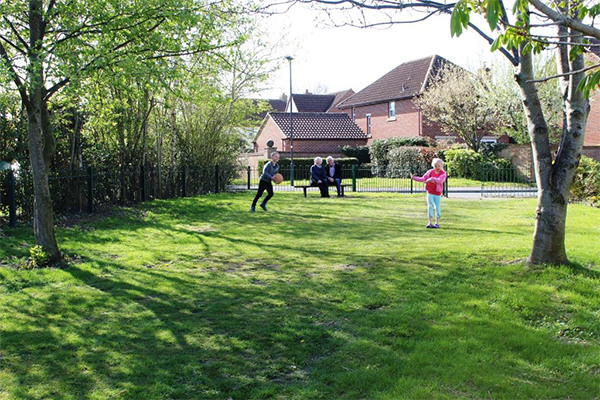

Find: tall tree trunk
[516,33,589,265]
[26,0,60,261]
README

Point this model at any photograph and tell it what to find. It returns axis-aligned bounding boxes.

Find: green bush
[340,145,370,164]
[386,147,428,177]
[444,148,484,179]
[571,156,600,206]
[369,137,435,172]
[445,148,519,181]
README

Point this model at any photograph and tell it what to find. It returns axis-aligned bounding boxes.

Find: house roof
[587,37,600,59]
[260,99,286,118]
[327,89,355,112]
[292,93,337,112]
[268,112,367,140]
[337,55,451,109]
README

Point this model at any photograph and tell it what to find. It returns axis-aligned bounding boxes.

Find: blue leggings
[427,193,442,219]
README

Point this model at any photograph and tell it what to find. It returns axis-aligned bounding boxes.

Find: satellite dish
[266,140,274,148]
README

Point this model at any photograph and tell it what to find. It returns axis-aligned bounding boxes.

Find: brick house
[584,43,600,151]
[253,112,368,154]
[334,55,507,145]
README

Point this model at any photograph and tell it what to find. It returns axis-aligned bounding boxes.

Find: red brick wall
[585,91,600,146]
[343,99,446,144]
[254,116,287,152]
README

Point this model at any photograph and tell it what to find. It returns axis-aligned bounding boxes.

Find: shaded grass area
[1,193,599,399]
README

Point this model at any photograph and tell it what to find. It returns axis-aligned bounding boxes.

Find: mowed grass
[1,192,599,400]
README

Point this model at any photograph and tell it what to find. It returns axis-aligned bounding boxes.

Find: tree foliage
[416,64,496,152]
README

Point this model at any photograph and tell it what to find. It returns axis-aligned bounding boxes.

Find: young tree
[279,0,600,265]
[0,0,244,262]
[416,64,496,152]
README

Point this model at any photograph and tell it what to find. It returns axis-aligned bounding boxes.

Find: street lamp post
[285,55,294,186]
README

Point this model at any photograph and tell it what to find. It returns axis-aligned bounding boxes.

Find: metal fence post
[181,166,187,197]
[443,177,448,197]
[215,165,219,194]
[140,165,146,202]
[8,170,16,228]
[352,165,357,192]
[247,166,251,190]
[87,166,94,213]
[410,176,413,194]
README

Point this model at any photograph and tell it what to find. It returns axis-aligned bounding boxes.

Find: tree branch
[527,0,600,40]
[0,41,30,109]
[3,17,30,51]
[528,62,600,83]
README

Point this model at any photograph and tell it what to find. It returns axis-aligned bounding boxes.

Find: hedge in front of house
[571,155,600,206]
[340,145,370,164]
[369,137,435,172]
[444,148,517,181]
[386,147,438,177]
[257,157,359,181]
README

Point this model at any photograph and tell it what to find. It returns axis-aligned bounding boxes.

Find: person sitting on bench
[325,156,342,196]
[309,157,330,198]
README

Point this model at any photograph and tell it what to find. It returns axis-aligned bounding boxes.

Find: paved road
[229,185,538,199]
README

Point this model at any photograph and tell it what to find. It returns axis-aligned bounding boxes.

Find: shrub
[369,137,436,174]
[387,147,430,177]
[340,145,370,164]
[444,148,484,179]
[571,156,600,206]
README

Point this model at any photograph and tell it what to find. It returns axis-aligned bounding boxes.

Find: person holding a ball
[410,158,446,228]
[250,152,280,212]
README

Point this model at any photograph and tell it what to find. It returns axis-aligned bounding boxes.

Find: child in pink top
[411,158,447,228]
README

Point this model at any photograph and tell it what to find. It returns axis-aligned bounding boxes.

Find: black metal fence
[1,163,539,228]
[1,165,235,227]
[230,166,443,194]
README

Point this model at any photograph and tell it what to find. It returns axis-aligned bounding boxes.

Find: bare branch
[528,63,600,83]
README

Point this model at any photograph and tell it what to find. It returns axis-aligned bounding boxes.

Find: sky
[258,2,510,99]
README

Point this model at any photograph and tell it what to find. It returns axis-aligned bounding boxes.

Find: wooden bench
[296,183,352,197]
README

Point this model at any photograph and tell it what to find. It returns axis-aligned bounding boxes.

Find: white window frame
[388,101,396,121]
[366,113,372,137]
[481,136,498,144]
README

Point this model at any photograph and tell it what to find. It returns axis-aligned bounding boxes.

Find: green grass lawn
[1,193,599,399]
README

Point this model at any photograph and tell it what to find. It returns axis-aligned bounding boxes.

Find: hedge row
[444,149,515,181]
[571,156,600,206]
[369,137,435,171]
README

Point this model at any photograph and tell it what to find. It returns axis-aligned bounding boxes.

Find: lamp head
[285,56,293,61]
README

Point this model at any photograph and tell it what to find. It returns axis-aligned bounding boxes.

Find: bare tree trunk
[516,32,589,264]
[26,0,60,261]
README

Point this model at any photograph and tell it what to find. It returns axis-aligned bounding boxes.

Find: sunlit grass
[1,192,599,399]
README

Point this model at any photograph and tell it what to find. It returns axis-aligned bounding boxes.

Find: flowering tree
[416,64,496,152]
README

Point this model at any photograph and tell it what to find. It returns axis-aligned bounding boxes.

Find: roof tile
[269,112,367,140]
[338,55,450,108]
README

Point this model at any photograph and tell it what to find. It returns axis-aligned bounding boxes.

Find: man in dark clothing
[250,152,280,212]
[325,156,342,196]
[310,157,330,198]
